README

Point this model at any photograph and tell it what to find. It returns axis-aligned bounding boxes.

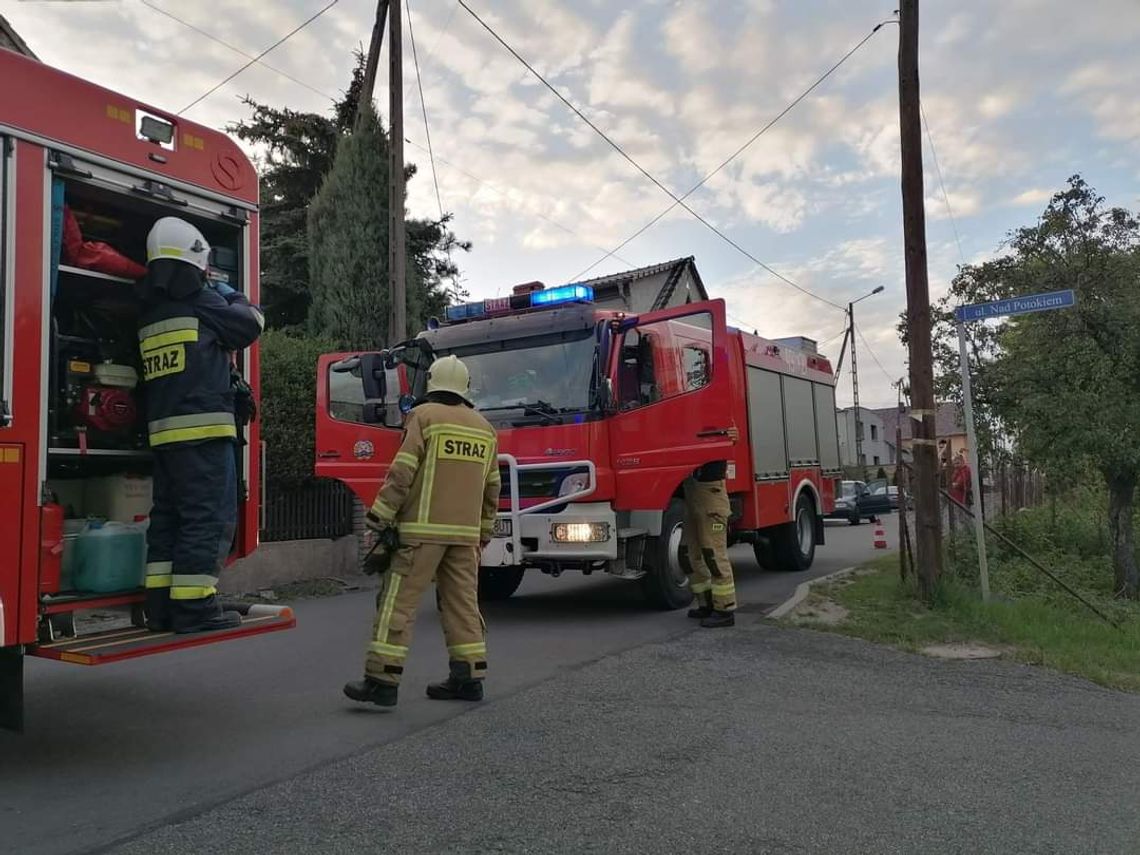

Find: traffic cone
[873,520,888,550]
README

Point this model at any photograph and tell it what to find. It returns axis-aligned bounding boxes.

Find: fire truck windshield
[437,328,598,424]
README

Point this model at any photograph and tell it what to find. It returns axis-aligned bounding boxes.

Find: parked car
[828,480,892,525]
[887,485,900,509]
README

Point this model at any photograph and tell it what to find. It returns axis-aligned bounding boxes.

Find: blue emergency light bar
[443,283,594,324]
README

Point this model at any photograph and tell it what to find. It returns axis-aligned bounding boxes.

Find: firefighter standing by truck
[344,355,501,708]
[680,459,737,628]
[138,217,264,634]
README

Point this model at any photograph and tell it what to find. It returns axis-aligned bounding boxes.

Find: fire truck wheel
[478,566,526,601]
[641,499,694,610]
[773,493,817,572]
[752,538,776,571]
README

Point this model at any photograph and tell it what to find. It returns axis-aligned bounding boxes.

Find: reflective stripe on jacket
[369,401,501,545]
[138,287,263,447]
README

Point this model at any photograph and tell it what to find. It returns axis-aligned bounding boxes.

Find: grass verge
[796,555,1140,692]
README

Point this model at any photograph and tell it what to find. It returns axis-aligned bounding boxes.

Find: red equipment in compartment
[74,385,137,433]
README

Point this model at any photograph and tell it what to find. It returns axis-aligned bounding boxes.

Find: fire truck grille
[497,467,585,502]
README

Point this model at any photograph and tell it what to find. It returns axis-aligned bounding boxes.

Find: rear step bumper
[28,604,295,665]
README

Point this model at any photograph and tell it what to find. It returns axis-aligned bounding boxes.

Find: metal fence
[898,460,1046,575]
[261,478,357,543]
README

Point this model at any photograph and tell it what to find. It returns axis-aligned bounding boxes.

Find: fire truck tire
[478,566,526,601]
[752,538,776,571]
[773,493,817,572]
[641,499,694,611]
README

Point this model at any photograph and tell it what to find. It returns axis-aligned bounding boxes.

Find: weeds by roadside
[795,555,1140,692]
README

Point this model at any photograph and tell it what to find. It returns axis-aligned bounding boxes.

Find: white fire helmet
[425,355,472,402]
[146,217,210,271]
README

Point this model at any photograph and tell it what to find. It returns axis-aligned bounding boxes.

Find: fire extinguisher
[40,501,65,594]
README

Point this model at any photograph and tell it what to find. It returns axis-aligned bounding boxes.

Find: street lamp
[848,286,884,477]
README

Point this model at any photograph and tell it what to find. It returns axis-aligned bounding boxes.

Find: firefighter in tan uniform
[344,355,500,708]
[679,460,736,628]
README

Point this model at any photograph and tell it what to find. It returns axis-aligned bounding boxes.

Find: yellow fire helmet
[425,354,472,402]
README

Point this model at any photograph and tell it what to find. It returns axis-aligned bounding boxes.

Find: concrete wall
[219,535,363,594]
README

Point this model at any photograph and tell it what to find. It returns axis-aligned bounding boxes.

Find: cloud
[1010,188,1053,207]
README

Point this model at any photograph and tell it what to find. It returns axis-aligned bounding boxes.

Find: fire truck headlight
[557,472,591,498]
[551,522,610,543]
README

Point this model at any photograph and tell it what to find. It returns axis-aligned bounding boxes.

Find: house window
[873,455,881,465]
[871,425,878,441]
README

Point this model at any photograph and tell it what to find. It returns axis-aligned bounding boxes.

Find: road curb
[767,565,860,619]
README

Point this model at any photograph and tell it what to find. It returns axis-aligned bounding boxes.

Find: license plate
[493,517,512,537]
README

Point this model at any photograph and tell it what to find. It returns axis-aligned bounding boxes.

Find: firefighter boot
[426,660,484,701]
[687,590,713,620]
[171,598,242,634]
[144,588,172,632]
[700,609,736,629]
[344,677,398,708]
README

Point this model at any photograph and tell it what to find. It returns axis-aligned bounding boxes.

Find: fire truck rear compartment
[40,175,245,643]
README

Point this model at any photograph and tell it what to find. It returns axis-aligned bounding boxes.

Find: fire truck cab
[317,280,841,610]
[0,52,293,732]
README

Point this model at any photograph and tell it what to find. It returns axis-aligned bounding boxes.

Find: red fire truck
[316,281,841,609]
[0,52,293,732]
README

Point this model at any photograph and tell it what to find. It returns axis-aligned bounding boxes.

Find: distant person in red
[949,449,972,508]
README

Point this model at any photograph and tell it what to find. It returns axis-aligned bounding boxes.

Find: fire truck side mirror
[358,354,387,401]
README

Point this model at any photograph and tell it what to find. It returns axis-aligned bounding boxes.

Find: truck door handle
[696,429,730,438]
[318,450,341,459]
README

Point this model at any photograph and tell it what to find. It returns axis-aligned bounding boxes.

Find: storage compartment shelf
[39,590,143,615]
[49,447,151,458]
[58,264,136,285]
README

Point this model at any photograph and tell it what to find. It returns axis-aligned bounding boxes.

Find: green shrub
[259,328,339,486]
[946,483,1135,617]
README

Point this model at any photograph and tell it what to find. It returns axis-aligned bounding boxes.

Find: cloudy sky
[7,0,1140,408]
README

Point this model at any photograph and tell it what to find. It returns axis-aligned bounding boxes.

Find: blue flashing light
[531,283,593,306]
[441,283,594,324]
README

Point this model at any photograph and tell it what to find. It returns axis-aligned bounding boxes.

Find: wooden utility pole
[358,0,389,127]
[848,301,863,477]
[896,379,910,582]
[898,0,943,599]
[387,0,407,344]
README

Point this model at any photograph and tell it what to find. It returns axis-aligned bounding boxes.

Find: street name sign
[955,289,1076,322]
[953,288,1075,602]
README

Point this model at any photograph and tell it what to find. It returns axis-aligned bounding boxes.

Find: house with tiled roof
[582,256,708,314]
[872,402,967,466]
[0,13,37,59]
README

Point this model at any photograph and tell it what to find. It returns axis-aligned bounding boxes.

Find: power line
[178,0,341,115]
[819,325,849,348]
[457,0,848,312]
[406,0,445,222]
[577,19,896,281]
[404,137,637,269]
[855,324,896,386]
[920,101,966,266]
[399,0,459,109]
[141,1,334,102]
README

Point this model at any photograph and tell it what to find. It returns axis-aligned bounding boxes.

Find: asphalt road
[1,516,896,855]
[107,615,1140,855]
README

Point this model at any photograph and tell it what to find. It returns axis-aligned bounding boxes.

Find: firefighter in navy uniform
[679,460,737,628]
[344,355,501,708]
[138,217,264,634]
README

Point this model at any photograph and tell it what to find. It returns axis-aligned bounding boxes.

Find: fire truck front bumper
[481,502,617,568]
